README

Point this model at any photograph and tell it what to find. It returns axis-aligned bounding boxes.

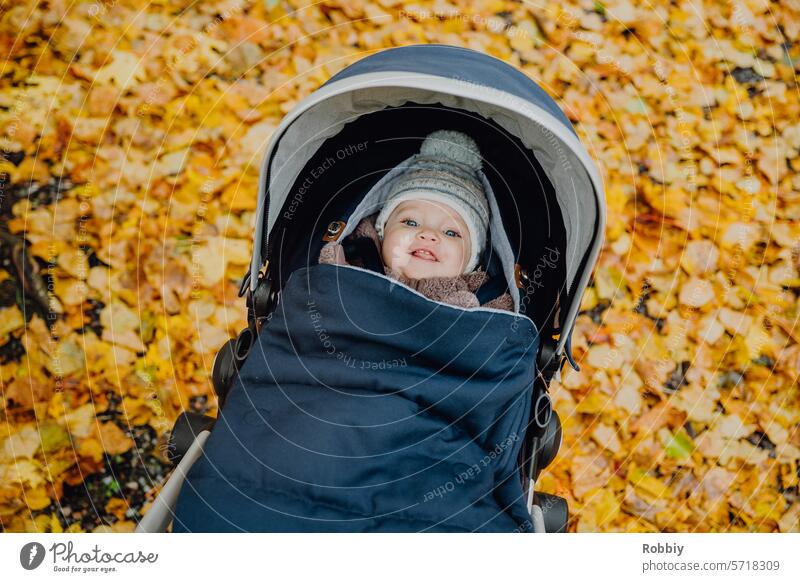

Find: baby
[319,129,513,312]
[378,198,472,280]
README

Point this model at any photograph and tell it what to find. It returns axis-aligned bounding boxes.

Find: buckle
[537,335,565,385]
[240,260,269,298]
[258,259,270,281]
[323,220,346,242]
[514,264,529,289]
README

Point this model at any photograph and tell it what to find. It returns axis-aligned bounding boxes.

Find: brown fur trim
[353,213,381,245]
[483,292,514,312]
[318,241,347,266]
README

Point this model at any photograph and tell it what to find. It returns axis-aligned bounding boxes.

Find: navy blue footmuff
[173,264,538,532]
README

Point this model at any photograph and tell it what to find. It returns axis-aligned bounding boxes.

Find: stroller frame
[137,45,605,533]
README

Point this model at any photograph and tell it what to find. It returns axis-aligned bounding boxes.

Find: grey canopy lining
[337,151,523,312]
[265,84,597,301]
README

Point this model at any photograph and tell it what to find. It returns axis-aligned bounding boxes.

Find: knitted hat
[375,129,490,273]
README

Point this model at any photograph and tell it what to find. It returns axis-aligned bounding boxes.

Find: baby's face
[380,199,471,279]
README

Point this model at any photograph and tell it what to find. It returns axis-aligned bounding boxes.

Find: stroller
[136,44,605,533]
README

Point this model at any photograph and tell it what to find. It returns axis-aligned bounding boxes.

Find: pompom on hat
[375,129,491,273]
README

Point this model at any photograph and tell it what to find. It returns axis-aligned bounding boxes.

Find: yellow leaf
[53,278,89,306]
[1,425,40,460]
[111,520,136,532]
[779,505,800,533]
[586,344,625,371]
[221,180,257,211]
[579,286,598,312]
[93,50,146,89]
[39,422,70,454]
[30,512,62,532]
[627,466,672,500]
[44,339,85,378]
[78,438,104,463]
[3,459,44,488]
[97,422,134,456]
[106,497,129,521]
[58,248,89,279]
[580,488,621,531]
[744,321,774,360]
[62,404,95,439]
[100,301,140,334]
[27,487,52,510]
[576,392,610,415]
[48,457,77,478]
[0,305,25,337]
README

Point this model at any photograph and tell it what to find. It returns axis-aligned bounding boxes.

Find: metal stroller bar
[136,431,210,533]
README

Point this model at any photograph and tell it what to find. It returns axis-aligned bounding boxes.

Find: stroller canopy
[250,44,605,361]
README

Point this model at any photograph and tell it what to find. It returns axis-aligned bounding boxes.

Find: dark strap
[342,237,385,275]
[475,273,508,304]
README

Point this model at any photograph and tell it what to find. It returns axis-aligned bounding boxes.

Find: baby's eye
[401,218,418,227]
[444,229,461,238]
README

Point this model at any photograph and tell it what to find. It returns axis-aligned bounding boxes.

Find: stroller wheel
[211,338,238,408]
[534,492,569,533]
[212,327,256,410]
[167,412,216,465]
[212,338,237,405]
[535,410,562,476]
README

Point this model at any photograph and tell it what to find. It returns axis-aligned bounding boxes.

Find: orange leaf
[97,423,134,456]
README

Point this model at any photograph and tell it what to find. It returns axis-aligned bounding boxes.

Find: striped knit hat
[375,129,490,273]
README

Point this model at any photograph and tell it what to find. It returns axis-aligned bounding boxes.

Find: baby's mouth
[410,248,438,262]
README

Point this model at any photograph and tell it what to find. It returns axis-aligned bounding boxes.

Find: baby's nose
[418,229,438,242]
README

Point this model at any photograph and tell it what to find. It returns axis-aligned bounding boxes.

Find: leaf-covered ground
[0,0,798,532]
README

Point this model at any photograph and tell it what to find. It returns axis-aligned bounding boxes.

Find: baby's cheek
[442,257,462,276]
[382,236,410,269]
[444,241,467,274]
